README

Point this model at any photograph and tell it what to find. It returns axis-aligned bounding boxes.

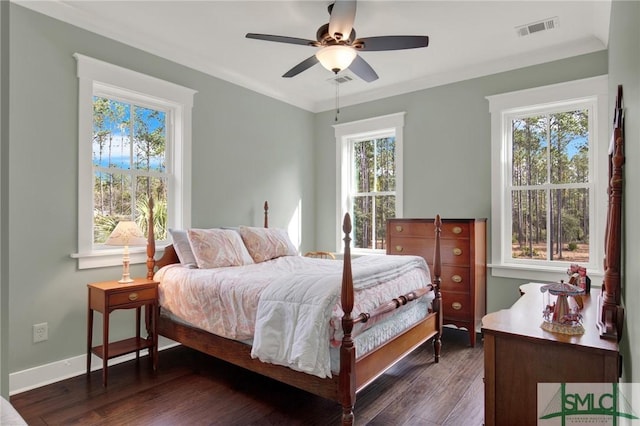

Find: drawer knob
[452,226,462,234]
[395,225,403,232]
[395,245,404,253]
[452,302,463,310]
[128,292,139,301]
[451,274,463,283]
[453,248,463,256]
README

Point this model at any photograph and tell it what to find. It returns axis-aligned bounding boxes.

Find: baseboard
[9,338,179,395]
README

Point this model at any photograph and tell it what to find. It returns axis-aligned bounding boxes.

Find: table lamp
[105,221,147,283]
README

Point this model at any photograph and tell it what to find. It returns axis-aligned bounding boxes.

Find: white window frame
[334,112,404,254]
[72,53,196,269]
[487,75,608,282]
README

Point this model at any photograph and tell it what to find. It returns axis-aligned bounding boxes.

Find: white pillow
[239,226,298,263]
[168,228,197,268]
[187,228,254,268]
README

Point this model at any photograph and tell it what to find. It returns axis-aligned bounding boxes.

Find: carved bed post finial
[146,196,156,280]
[432,215,443,361]
[264,201,269,228]
[339,213,355,426]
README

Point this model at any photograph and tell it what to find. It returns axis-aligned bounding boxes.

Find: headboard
[146,200,270,279]
[597,85,625,341]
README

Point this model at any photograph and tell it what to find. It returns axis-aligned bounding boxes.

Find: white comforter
[156,254,432,378]
[251,255,430,378]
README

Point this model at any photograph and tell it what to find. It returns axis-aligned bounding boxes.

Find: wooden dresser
[482,283,620,426]
[386,218,487,346]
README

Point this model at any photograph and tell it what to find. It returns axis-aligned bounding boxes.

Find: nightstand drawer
[108,287,157,307]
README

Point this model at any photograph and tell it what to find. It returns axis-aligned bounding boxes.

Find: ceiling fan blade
[246,33,319,47]
[283,55,319,78]
[354,36,429,51]
[348,55,378,82]
[328,0,357,41]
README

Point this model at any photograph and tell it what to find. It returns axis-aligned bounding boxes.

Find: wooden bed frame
[145,200,443,425]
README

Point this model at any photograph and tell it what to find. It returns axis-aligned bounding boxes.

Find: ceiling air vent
[516,17,559,37]
[327,71,355,85]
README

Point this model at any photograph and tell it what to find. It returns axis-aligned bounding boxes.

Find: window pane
[93,97,131,170]
[511,189,546,260]
[375,137,395,192]
[550,110,589,184]
[353,140,373,193]
[549,188,589,263]
[374,195,395,249]
[133,106,166,172]
[93,171,132,244]
[512,116,547,186]
[353,195,372,249]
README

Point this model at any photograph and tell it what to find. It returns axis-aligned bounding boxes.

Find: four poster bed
[146,202,443,425]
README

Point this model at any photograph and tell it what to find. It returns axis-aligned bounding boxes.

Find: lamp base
[118,276,135,284]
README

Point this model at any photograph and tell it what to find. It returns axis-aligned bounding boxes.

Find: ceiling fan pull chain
[335,79,340,122]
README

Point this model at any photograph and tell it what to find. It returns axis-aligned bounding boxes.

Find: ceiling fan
[246,0,429,82]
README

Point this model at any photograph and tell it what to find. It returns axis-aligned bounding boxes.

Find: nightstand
[86,278,159,386]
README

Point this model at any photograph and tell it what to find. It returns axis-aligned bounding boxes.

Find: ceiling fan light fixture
[316,45,357,73]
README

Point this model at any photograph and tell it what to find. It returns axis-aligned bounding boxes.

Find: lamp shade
[315,45,357,73]
[105,221,147,247]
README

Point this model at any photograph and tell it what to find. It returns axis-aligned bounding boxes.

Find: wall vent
[516,17,559,37]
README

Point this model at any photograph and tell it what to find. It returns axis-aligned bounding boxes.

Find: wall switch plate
[33,323,48,343]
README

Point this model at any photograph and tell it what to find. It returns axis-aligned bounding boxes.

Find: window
[73,54,196,269]
[334,112,404,253]
[487,76,608,281]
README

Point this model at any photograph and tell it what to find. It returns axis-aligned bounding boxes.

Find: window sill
[489,263,603,285]
[71,246,164,270]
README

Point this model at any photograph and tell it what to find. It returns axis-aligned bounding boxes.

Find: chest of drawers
[386,218,487,346]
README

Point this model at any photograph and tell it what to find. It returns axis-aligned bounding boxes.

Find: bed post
[339,213,356,426]
[264,201,269,228]
[432,215,443,362]
[146,196,156,280]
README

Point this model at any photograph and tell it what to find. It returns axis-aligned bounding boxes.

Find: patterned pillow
[168,228,198,268]
[239,226,298,263]
[187,228,254,268]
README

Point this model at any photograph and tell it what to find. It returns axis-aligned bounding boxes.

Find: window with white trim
[334,113,404,254]
[73,54,196,269]
[487,76,608,282]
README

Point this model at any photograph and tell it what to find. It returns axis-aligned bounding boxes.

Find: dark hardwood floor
[11,328,484,425]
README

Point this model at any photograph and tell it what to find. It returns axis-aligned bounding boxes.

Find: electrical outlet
[33,323,48,343]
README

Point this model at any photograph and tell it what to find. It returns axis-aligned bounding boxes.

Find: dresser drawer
[389,238,470,266]
[442,291,472,320]
[439,266,471,292]
[108,287,157,307]
[388,220,471,239]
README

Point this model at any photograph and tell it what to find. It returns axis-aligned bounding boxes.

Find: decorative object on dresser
[387,218,487,347]
[482,283,620,425]
[86,278,159,387]
[105,220,148,283]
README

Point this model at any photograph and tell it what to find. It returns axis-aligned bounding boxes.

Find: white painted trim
[9,338,179,395]
[487,75,608,281]
[73,53,196,269]
[333,112,405,252]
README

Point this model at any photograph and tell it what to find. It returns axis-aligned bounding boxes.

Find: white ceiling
[16,0,611,112]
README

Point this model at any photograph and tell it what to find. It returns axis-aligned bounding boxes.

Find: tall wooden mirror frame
[597,84,625,341]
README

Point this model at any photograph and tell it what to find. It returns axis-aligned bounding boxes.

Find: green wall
[609,0,640,382]
[313,51,608,312]
[5,3,314,384]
